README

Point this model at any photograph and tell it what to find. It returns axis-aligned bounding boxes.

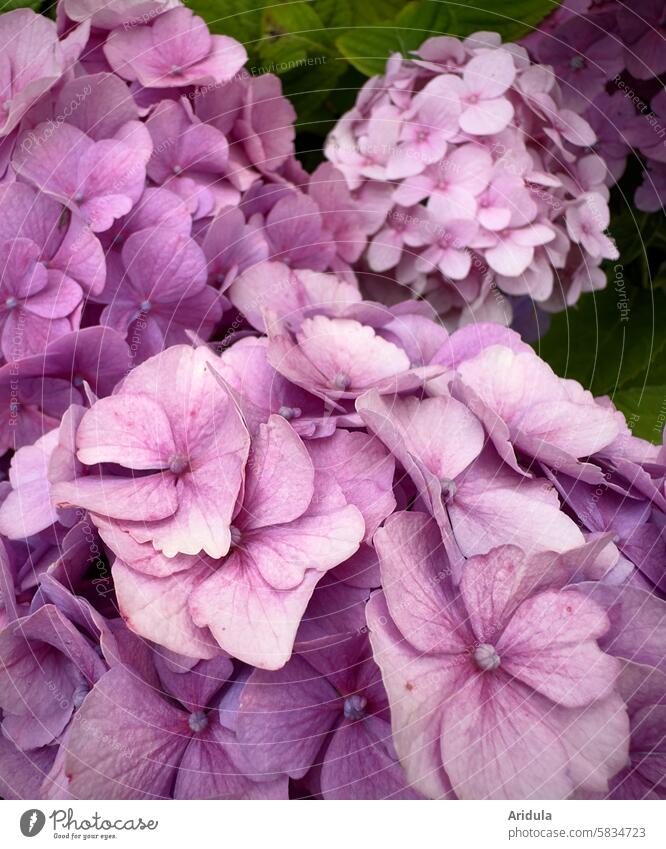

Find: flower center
[343,694,367,721]
[278,405,302,420]
[188,711,208,733]
[172,164,183,175]
[570,56,585,70]
[72,682,90,708]
[171,65,183,76]
[4,296,17,310]
[333,372,351,390]
[140,300,152,313]
[440,478,457,502]
[473,643,501,672]
[230,525,242,546]
[168,453,189,475]
[73,191,84,203]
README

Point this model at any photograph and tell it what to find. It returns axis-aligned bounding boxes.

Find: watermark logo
[20,809,46,837]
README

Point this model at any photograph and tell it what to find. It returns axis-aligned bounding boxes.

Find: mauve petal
[26,270,83,319]
[458,541,614,645]
[62,666,189,799]
[450,450,585,558]
[577,582,666,674]
[0,429,59,539]
[245,503,364,591]
[122,230,207,302]
[237,654,339,779]
[321,717,418,799]
[0,735,55,800]
[155,655,232,714]
[55,73,139,141]
[174,719,288,799]
[0,10,65,137]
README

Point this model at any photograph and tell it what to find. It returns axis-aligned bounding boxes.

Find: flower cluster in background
[325,31,619,327]
[525,0,666,215]
[0,0,664,802]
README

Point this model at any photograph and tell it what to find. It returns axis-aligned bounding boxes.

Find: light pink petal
[367,593,457,800]
[113,559,220,659]
[450,450,585,558]
[460,98,514,136]
[76,393,175,469]
[0,429,59,539]
[374,511,470,654]
[295,315,410,390]
[307,429,395,542]
[463,49,516,98]
[241,415,314,531]
[356,390,484,483]
[497,589,618,707]
[485,237,534,276]
[441,674,564,799]
[52,472,177,522]
[246,503,364,591]
[367,228,404,272]
[189,552,326,669]
[427,185,477,220]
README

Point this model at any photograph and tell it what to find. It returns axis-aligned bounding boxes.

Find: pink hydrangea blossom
[326,34,617,324]
[53,344,250,559]
[369,512,630,799]
[104,7,246,89]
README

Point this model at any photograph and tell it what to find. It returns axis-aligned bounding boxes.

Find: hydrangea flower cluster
[1,252,665,799]
[0,0,373,392]
[525,0,666,213]
[0,0,665,803]
[325,32,620,325]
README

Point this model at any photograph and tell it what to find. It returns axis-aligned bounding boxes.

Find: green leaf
[613,386,666,443]
[346,0,406,25]
[609,205,662,266]
[536,285,666,397]
[336,1,452,76]
[262,2,327,44]
[313,0,354,30]
[446,0,557,41]
[4,0,42,8]
[192,0,263,53]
